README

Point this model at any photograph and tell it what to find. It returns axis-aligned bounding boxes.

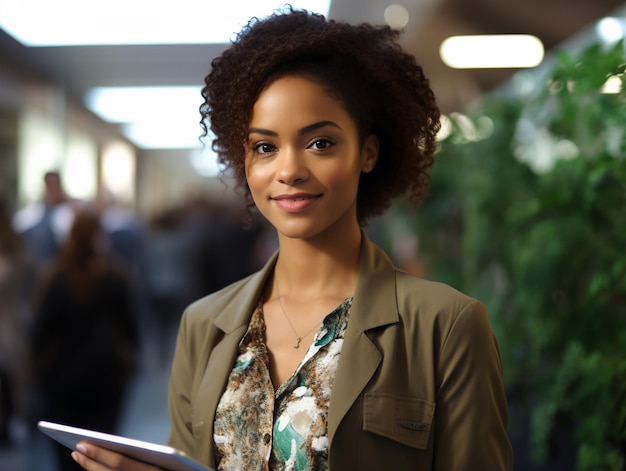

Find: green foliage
[396,40,626,469]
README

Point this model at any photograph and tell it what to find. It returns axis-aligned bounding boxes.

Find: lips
[271,193,321,212]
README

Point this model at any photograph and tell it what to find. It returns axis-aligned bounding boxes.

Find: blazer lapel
[193,324,248,466]
[192,253,278,466]
[328,235,399,442]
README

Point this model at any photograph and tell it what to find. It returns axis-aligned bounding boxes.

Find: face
[244,75,378,241]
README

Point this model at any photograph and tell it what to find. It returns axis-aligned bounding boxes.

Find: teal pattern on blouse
[214,296,352,471]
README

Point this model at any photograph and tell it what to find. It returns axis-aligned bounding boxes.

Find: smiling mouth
[271,194,321,212]
[271,191,322,200]
[273,195,317,201]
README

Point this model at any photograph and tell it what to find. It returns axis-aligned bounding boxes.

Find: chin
[275,221,327,241]
[278,228,321,241]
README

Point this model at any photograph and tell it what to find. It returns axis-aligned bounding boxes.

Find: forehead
[249,75,355,129]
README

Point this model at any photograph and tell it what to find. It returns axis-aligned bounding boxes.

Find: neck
[274,225,362,300]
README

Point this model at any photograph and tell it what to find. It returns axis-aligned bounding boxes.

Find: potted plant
[381,39,626,470]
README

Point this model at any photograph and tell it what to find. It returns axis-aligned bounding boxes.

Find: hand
[72,441,165,471]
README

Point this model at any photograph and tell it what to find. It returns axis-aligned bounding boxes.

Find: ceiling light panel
[0,0,331,46]
[85,86,204,149]
[440,34,545,69]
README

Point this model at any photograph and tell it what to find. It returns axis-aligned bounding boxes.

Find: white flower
[312,436,328,451]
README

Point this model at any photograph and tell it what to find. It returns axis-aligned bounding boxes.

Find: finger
[73,442,163,471]
[72,446,115,471]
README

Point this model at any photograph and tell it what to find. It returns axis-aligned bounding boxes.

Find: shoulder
[187,274,253,314]
[396,271,491,338]
[395,271,479,316]
[357,236,486,331]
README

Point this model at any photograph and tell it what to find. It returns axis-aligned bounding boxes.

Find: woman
[33,207,139,470]
[73,7,512,470]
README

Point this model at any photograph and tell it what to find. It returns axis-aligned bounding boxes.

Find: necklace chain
[275,278,321,349]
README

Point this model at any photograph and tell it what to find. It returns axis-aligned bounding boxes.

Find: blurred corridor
[0,190,275,471]
[0,331,174,471]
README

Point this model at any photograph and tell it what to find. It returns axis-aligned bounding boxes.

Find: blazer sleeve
[434,300,513,470]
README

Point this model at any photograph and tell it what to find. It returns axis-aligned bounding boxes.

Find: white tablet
[38,420,212,471]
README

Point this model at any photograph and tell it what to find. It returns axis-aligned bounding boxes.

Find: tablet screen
[38,421,212,471]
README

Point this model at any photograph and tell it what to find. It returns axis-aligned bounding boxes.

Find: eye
[251,142,277,155]
[308,138,334,151]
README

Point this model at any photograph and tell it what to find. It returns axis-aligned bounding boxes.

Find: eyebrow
[247,120,341,138]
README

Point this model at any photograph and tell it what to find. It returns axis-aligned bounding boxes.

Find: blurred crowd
[0,171,276,471]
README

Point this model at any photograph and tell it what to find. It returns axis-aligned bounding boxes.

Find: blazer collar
[351,232,399,330]
[212,251,279,334]
[210,232,398,335]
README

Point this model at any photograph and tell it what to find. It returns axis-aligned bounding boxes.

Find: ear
[360,134,379,174]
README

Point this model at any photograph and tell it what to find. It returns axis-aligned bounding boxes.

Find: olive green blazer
[167,235,513,470]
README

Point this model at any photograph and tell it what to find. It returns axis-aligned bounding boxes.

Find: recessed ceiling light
[384,5,410,30]
[85,86,204,149]
[0,0,331,46]
[440,34,544,69]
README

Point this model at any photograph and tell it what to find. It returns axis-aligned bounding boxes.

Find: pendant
[293,337,302,349]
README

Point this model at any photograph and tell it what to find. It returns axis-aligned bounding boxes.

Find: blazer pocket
[363,393,435,450]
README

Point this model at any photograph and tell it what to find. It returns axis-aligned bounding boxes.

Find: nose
[277,148,308,185]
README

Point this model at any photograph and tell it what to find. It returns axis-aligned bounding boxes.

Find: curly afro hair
[201,6,440,226]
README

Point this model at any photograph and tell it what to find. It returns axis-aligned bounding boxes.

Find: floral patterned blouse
[213,296,352,471]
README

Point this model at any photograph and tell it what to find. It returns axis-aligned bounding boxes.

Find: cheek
[320,163,361,190]
[244,162,270,196]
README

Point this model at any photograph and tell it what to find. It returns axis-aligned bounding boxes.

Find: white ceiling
[0,0,624,137]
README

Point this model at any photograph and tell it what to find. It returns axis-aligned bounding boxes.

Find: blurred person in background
[143,198,270,370]
[184,196,270,299]
[31,206,139,471]
[96,188,145,275]
[13,171,79,269]
[144,206,193,370]
[0,196,34,447]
